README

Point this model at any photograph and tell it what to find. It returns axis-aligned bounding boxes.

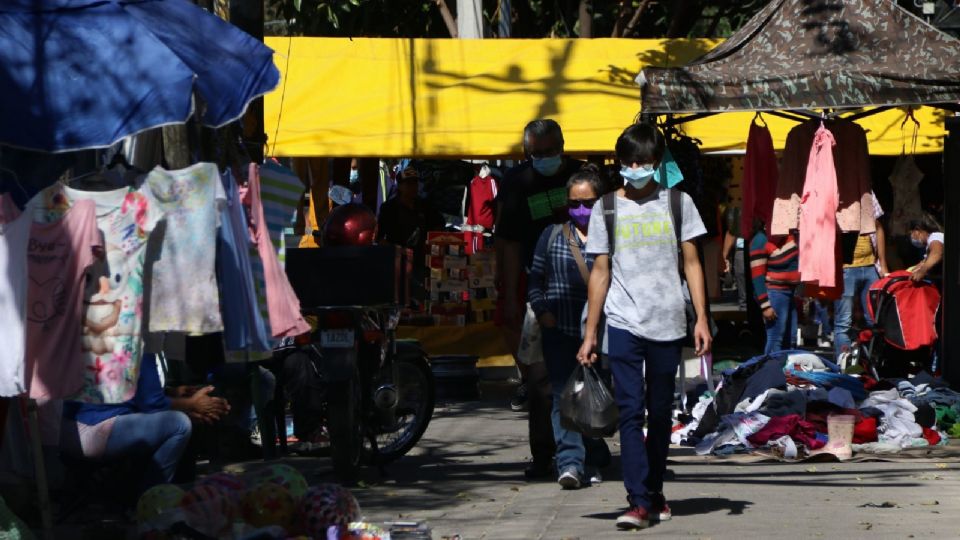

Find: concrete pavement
[312,396,960,540]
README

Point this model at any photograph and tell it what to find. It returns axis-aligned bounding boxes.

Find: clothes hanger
[0,148,28,200]
[753,111,767,128]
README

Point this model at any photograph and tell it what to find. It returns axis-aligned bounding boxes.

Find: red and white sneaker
[615,506,651,530]
[651,492,672,522]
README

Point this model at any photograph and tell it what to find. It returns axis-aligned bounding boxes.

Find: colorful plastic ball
[136,484,185,525]
[180,483,238,537]
[254,463,308,500]
[298,484,361,537]
[240,482,296,528]
[199,472,246,501]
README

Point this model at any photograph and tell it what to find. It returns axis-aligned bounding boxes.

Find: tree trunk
[435,0,459,37]
[666,0,703,38]
[578,0,592,38]
[162,125,191,169]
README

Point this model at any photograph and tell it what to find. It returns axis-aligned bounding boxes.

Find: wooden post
[942,116,959,385]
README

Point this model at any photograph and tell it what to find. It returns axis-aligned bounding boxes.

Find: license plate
[320,329,355,348]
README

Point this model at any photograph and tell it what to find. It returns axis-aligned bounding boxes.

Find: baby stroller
[857,271,940,378]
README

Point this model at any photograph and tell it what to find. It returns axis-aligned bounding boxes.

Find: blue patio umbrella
[0,0,280,152]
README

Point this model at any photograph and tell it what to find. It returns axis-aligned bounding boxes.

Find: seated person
[60,353,230,492]
[907,214,944,285]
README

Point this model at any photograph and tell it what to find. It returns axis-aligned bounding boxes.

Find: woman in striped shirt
[527,164,610,490]
[749,221,802,354]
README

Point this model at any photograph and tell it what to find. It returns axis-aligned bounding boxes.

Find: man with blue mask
[579,123,711,531]
[495,119,585,480]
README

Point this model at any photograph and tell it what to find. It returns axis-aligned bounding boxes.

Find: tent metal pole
[838,106,895,122]
[658,112,718,127]
[943,116,959,385]
[766,110,812,123]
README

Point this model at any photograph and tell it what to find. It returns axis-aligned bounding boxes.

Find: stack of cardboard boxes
[425,232,497,326]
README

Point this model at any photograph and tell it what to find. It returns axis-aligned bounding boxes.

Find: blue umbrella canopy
[0,0,280,152]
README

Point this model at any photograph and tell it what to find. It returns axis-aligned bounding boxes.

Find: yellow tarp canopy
[264,37,945,157]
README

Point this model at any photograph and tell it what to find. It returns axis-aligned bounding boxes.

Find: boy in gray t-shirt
[577,124,712,531]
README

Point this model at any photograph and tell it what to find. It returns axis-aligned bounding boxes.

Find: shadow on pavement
[670,496,753,516]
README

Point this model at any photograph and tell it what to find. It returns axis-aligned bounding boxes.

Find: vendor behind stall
[377,167,445,301]
[60,353,230,492]
[908,214,944,285]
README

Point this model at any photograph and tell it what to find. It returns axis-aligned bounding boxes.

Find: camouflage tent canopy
[639,0,960,114]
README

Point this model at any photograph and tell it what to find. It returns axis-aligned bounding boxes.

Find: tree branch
[578,0,593,38]
[434,0,458,37]
[621,0,654,37]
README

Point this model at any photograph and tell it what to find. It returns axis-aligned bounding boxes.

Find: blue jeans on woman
[764,288,798,355]
[834,265,880,357]
[606,326,681,511]
[541,327,610,480]
[103,410,193,490]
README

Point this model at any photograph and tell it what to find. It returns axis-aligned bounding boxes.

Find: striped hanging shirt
[750,232,800,311]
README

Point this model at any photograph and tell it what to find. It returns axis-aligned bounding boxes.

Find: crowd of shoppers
[493,117,945,531]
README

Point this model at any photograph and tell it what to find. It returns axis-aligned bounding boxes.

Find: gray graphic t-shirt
[585,188,706,341]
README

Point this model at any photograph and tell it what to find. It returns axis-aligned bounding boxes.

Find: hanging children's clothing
[218,169,271,352]
[464,173,497,255]
[145,163,226,334]
[888,154,925,236]
[0,195,31,397]
[259,160,305,265]
[23,199,101,400]
[798,124,839,288]
[246,164,310,338]
[27,183,163,403]
[742,120,778,235]
[772,119,874,237]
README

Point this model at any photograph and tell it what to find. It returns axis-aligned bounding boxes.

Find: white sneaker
[558,467,582,490]
[588,469,602,485]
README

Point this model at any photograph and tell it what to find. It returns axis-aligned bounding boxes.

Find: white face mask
[620,164,656,189]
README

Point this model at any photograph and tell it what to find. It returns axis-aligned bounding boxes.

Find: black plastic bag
[559,365,619,438]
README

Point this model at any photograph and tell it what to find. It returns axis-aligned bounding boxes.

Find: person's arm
[875,220,889,276]
[527,228,556,328]
[721,231,735,274]
[912,237,944,281]
[577,254,610,365]
[681,241,713,356]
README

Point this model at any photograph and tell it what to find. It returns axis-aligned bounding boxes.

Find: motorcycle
[278,304,435,482]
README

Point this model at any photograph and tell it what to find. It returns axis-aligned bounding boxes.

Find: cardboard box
[430,279,468,293]
[443,255,467,269]
[469,276,495,288]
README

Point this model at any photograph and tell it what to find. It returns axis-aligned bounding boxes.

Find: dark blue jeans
[104,410,192,490]
[606,326,681,511]
[764,288,798,355]
[542,327,610,478]
[834,265,879,356]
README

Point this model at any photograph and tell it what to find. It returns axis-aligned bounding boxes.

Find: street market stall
[638,0,960,458]
[0,0,315,536]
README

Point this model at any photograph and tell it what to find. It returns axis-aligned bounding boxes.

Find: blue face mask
[532,155,563,177]
[349,170,360,183]
[911,236,925,248]
[621,165,656,189]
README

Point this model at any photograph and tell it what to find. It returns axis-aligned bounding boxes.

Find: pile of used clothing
[672,350,959,459]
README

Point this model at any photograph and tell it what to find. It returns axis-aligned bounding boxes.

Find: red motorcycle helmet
[321,203,378,246]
